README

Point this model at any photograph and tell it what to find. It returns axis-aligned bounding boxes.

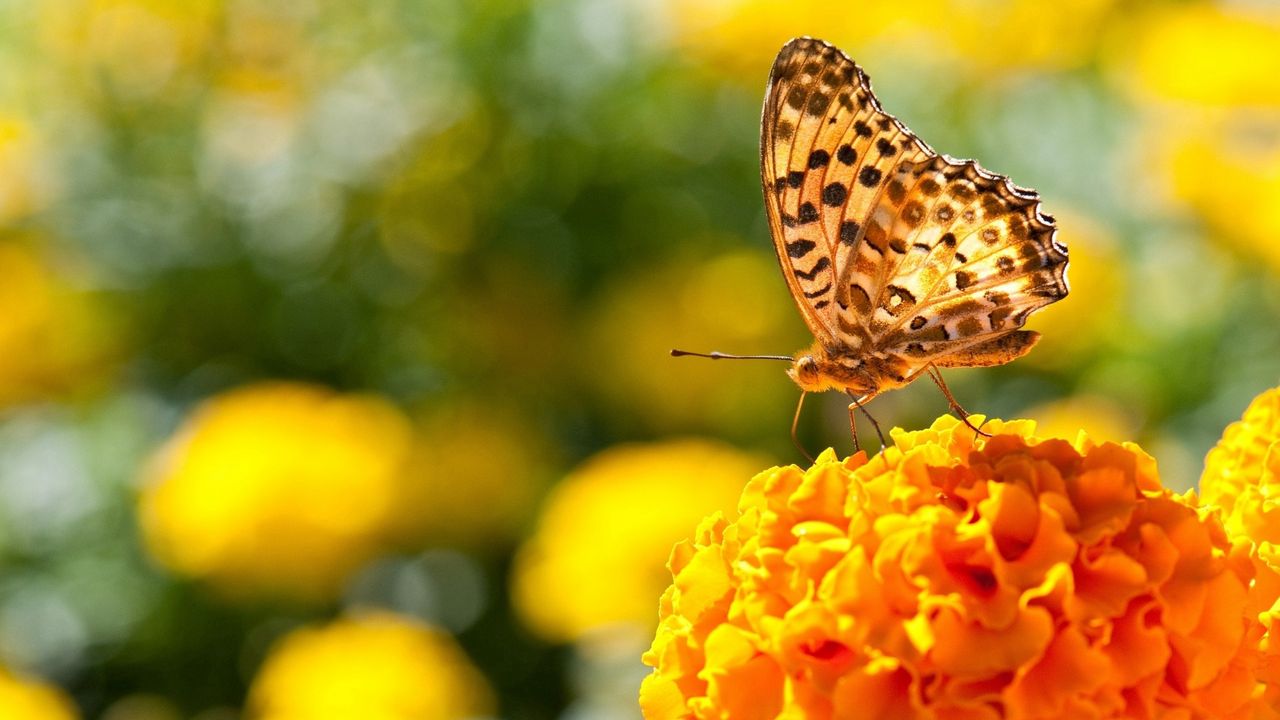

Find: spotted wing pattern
[761,37,933,351]
[761,37,1067,374]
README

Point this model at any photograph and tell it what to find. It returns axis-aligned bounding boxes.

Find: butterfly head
[788,354,824,390]
[788,346,879,395]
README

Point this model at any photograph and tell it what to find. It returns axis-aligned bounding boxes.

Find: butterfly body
[788,344,905,397]
[763,38,1067,403]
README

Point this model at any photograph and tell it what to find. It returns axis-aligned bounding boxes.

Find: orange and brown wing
[761,37,933,350]
[862,157,1068,369]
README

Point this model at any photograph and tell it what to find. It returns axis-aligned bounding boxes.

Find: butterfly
[674,37,1069,454]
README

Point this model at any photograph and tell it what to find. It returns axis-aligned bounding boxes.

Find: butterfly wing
[864,158,1068,371]
[761,37,932,350]
[762,37,1067,375]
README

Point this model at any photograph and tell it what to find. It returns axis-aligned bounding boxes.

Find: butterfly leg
[846,391,886,450]
[791,391,815,463]
[926,365,991,437]
[845,402,860,453]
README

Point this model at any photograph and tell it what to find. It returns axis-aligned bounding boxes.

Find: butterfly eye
[795,356,820,385]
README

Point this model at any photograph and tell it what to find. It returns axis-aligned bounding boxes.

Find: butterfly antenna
[670,349,794,362]
[926,365,991,438]
[790,391,815,463]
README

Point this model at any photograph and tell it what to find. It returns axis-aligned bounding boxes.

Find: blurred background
[0,0,1277,717]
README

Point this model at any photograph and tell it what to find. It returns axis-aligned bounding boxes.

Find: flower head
[0,241,117,407]
[1200,386,1280,711]
[139,382,416,601]
[0,667,78,720]
[642,416,1262,718]
[1122,3,1280,107]
[246,612,493,720]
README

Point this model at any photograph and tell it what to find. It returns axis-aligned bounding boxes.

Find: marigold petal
[984,482,1040,560]
[1101,598,1171,686]
[699,650,784,720]
[927,605,1054,678]
[1070,445,1141,544]
[1006,625,1112,718]
[1068,546,1149,621]
[830,657,916,720]
[673,543,733,625]
[638,672,688,720]
[1172,570,1249,691]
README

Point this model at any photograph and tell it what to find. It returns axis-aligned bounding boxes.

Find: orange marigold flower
[641,416,1266,719]
[1200,386,1280,713]
[1201,387,1280,539]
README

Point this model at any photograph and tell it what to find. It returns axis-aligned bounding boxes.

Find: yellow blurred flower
[40,0,221,99]
[0,668,78,720]
[0,240,117,408]
[512,439,768,644]
[1120,3,1280,107]
[1158,119,1280,274]
[662,0,1117,79]
[642,416,1263,719]
[246,612,493,720]
[1115,4,1280,275]
[139,382,416,602]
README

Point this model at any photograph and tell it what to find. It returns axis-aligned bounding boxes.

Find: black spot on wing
[902,201,924,227]
[803,282,832,298]
[807,92,830,116]
[795,256,831,281]
[822,182,848,207]
[797,202,819,224]
[786,86,807,110]
[839,221,861,246]
[886,179,906,204]
[786,238,816,258]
